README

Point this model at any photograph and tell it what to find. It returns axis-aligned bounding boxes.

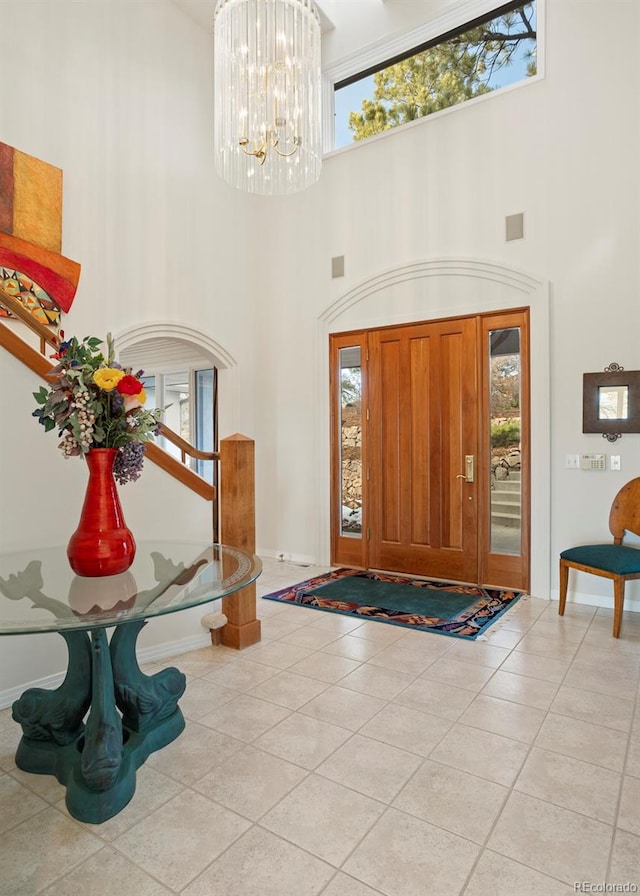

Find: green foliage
[341,369,361,405]
[32,332,165,483]
[491,419,521,448]
[349,3,536,141]
[490,355,521,417]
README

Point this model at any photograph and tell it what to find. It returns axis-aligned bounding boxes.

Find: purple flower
[113,441,146,485]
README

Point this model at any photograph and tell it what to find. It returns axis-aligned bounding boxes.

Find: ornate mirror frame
[583,363,640,441]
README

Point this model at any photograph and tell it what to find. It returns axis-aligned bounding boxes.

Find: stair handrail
[158,425,219,464]
[0,287,218,470]
[0,287,58,354]
[1,289,260,648]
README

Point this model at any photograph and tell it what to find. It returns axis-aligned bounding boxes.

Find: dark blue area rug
[262,568,524,640]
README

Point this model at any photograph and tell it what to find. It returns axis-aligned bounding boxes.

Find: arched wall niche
[114,321,239,440]
[315,257,551,598]
[115,322,236,370]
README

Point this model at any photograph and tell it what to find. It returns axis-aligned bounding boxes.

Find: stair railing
[0,287,217,498]
[0,287,261,648]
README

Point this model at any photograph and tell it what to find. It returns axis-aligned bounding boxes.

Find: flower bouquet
[32,331,165,576]
[33,331,163,484]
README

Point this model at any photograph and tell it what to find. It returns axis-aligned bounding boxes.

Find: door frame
[318,257,550,598]
[330,309,530,590]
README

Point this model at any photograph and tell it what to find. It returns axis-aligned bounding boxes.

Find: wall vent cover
[506,213,525,241]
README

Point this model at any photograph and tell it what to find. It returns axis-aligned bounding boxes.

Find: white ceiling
[169,0,467,65]
[169,0,215,35]
[170,0,337,35]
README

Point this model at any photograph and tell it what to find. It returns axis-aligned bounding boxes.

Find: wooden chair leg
[558,560,569,616]
[612,577,625,638]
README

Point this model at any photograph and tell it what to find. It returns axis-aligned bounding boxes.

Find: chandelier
[213,0,322,196]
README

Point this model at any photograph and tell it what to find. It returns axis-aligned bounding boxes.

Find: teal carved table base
[13,621,186,824]
[0,542,261,825]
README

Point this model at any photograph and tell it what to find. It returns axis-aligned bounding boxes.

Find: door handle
[457,456,475,483]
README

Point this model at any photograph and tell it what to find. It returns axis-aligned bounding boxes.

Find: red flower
[50,330,71,360]
[116,375,144,397]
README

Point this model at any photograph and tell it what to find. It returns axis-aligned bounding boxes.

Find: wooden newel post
[218,434,261,649]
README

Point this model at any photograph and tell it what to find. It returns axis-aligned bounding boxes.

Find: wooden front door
[330,309,530,592]
[368,317,478,582]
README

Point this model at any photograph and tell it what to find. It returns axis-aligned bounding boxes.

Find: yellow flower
[123,388,147,412]
[93,368,125,391]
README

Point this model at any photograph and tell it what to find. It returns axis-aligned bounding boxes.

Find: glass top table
[0,542,261,824]
[0,541,261,635]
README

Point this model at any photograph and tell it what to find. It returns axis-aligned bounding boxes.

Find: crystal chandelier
[213,0,322,196]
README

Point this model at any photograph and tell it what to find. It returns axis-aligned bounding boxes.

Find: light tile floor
[1,558,639,895]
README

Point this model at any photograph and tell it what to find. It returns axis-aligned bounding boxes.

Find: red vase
[67,448,136,577]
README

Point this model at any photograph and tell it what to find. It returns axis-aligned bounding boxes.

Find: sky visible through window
[333,1,537,150]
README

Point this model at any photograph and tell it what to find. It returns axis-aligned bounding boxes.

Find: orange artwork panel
[0,143,13,235]
[0,141,62,252]
[13,150,62,253]
[0,141,79,319]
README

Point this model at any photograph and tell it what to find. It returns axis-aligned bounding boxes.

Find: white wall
[1,0,639,701]
[0,0,258,419]
[250,0,640,608]
[0,0,258,700]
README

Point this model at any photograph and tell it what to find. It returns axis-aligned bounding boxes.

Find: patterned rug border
[262,568,524,640]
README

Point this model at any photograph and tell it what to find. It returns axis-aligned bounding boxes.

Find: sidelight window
[338,346,363,537]
[488,327,522,554]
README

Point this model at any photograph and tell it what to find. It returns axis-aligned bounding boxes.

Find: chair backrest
[609,477,640,543]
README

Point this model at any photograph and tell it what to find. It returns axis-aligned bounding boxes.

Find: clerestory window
[331,0,538,151]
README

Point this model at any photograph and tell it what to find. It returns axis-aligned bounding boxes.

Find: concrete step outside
[491,501,521,518]
[491,511,521,528]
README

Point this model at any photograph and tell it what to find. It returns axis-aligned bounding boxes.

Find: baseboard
[550,590,640,614]
[137,631,211,665]
[0,671,66,712]
[0,631,212,711]
[257,547,319,567]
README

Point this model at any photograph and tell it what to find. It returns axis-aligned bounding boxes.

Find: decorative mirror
[583,363,640,441]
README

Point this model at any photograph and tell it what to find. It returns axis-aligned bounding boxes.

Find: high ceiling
[170,0,466,65]
[171,0,337,35]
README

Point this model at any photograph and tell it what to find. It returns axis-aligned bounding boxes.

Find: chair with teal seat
[559,477,640,638]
